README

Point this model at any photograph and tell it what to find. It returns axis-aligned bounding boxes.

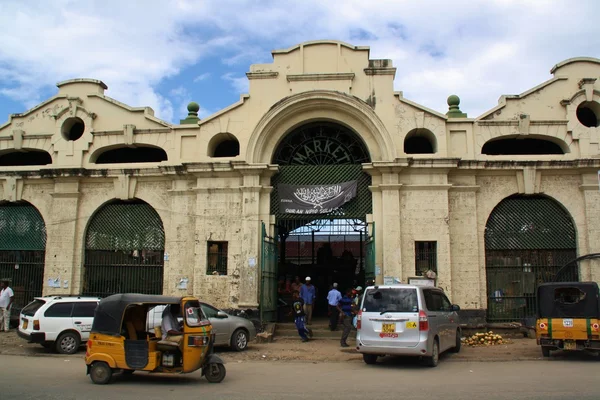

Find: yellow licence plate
[382,323,396,333]
[564,341,576,350]
[22,319,28,329]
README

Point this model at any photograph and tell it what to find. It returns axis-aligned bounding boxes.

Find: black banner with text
[278,180,357,214]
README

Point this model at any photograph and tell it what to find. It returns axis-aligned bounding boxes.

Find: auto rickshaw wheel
[204,363,226,383]
[90,362,113,385]
[541,346,551,358]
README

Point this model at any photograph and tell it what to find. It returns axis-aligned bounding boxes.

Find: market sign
[278,180,357,214]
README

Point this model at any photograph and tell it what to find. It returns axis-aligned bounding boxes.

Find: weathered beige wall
[1,42,600,312]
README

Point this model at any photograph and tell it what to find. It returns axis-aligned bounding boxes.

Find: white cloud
[1,0,599,121]
[222,73,249,94]
[193,73,211,82]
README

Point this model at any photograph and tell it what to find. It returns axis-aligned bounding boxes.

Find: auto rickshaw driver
[161,304,183,345]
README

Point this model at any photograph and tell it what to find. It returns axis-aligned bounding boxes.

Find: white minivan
[356,284,461,367]
[17,296,100,354]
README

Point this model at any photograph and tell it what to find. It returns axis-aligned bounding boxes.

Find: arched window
[404,129,436,154]
[208,133,240,158]
[94,146,168,164]
[482,137,566,155]
[0,150,52,166]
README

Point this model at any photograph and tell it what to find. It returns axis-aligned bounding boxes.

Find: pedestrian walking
[0,279,14,332]
[299,276,316,325]
[327,283,342,331]
[291,291,312,342]
[338,288,355,347]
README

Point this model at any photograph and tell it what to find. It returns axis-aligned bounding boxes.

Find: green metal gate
[485,195,577,323]
[83,200,165,297]
[260,222,278,322]
[365,223,375,284]
[0,202,46,318]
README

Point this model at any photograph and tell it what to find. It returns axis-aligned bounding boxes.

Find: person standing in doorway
[338,288,355,347]
[327,283,342,331]
[291,276,302,293]
[300,277,316,325]
[291,291,312,342]
[0,280,14,332]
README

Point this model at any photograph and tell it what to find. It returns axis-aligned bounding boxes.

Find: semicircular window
[0,150,52,166]
[272,122,371,165]
[482,137,565,155]
[404,128,437,154]
[95,146,168,164]
[209,133,240,158]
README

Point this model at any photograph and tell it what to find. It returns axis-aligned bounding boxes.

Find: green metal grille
[271,165,372,232]
[0,203,46,250]
[365,223,375,283]
[260,223,278,322]
[85,201,165,251]
[83,200,165,297]
[485,195,577,323]
[485,195,576,250]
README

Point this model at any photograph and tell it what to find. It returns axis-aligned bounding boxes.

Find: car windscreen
[362,288,419,313]
[21,299,46,317]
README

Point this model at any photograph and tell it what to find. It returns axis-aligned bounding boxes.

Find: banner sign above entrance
[278,180,357,214]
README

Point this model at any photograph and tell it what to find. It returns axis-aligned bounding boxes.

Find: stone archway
[0,201,46,317]
[484,194,577,323]
[246,90,395,164]
[82,199,165,297]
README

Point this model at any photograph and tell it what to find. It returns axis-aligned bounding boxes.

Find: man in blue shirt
[299,276,316,325]
[327,283,342,331]
[337,288,355,347]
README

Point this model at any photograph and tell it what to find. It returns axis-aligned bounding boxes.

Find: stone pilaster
[44,179,80,295]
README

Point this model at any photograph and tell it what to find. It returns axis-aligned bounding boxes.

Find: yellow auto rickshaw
[85,294,226,384]
[536,282,600,357]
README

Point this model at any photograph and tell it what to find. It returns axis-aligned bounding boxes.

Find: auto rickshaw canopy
[91,293,183,336]
[536,282,600,319]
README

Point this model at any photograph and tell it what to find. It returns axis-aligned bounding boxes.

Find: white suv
[17,296,100,354]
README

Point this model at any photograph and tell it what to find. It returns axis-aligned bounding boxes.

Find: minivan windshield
[363,288,418,313]
[21,299,46,316]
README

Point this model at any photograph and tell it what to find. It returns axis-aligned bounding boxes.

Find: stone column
[582,181,600,282]
[379,170,403,284]
[238,171,262,308]
[44,179,81,295]
[164,179,196,296]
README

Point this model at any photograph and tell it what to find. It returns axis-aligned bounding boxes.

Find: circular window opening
[61,117,85,141]
[576,101,600,128]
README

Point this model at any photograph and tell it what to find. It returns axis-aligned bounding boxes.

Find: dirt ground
[0,330,547,363]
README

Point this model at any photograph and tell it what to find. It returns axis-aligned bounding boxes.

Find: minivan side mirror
[216,311,229,319]
[451,304,460,312]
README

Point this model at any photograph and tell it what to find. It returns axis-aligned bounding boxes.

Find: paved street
[1,354,599,399]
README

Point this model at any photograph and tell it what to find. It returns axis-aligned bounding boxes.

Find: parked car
[147,302,256,351]
[356,284,461,367]
[17,296,100,354]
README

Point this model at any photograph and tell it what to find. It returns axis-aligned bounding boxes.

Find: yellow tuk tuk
[85,294,226,384]
[536,282,600,357]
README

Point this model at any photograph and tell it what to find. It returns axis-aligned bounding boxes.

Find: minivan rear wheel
[450,330,461,353]
[425,339,439,367]
[363,354,378,365]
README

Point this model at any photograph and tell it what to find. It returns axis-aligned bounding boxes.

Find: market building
[1,40,599,324]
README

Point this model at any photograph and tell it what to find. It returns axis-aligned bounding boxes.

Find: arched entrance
[0,202,46,317]
[485,194,577,323]
[82,199,165,297]
[263,121,374,321]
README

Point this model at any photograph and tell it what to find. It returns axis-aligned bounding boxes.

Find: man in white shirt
[327,283,342,331]
[0,280,14,332]
[161,304,183,345]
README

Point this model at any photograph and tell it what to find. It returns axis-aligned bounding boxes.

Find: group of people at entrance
[290,276,364,347]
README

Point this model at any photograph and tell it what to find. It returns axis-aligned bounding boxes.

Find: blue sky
[1,0,599,124]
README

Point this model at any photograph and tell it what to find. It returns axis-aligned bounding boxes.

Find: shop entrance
[259,121,374,322]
